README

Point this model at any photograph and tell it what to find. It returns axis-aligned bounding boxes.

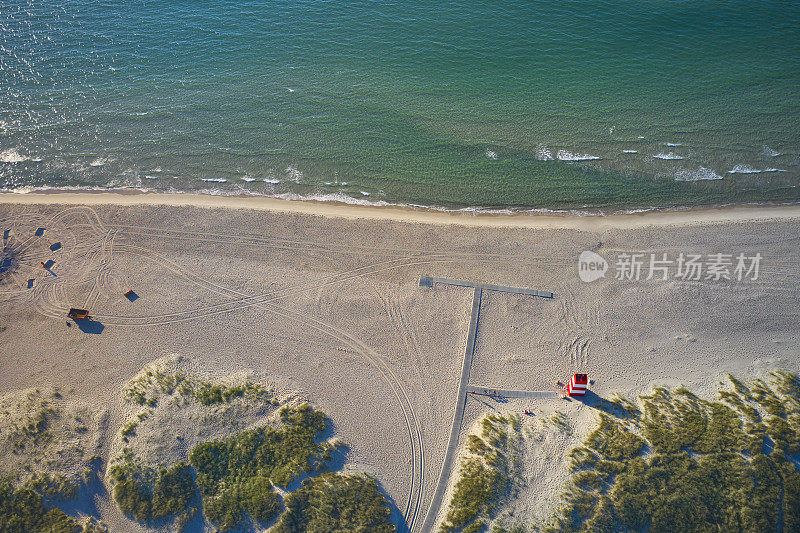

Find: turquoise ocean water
[1,0,799,211]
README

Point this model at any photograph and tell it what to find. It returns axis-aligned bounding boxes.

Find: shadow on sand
[76,319,105,334]
[575,390,632,419]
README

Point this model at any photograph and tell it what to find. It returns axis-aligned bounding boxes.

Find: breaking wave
[653,152,683,160]
[728,165,788,174]
[556,150,600,161]
[535,145,553,161]
[0,149,29,163]
[674,167,723,181]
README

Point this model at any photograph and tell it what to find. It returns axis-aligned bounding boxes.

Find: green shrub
[0,481,84,533]
[239,476,280,523]
[151,463,196,519]
[202,487,242,532]
[112,477,152,522]
[585,415,644,461]
[120,421,137,441]
[552,373,800,532]
[441,457,500,532]
[195,384,224,405]
[463,519,486,533]
[189,404,329,531]
[273,472,394,533]
[24,473,79,500]
[467,435,489,456]
[107,403,388,532]
[110,456,197,524]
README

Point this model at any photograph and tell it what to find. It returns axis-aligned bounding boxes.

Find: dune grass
[273,472,394,533]
[440,414,521,533]
[109,450,197,527]
[108,403,394,532]
[188,404,330,531]
[547,371,800,532]
[122,362,277,408]
[0,480,90,533]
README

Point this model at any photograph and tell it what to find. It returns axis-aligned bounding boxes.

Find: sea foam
[285,166,303,183]
[535,145,554,161]
[556,150,600,161]
[653,152,683,160]
[727,165,787,174]
[0,149,29,163]
[674,167,723,181]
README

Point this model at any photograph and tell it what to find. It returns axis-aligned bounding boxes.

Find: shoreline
[1,189,800,230]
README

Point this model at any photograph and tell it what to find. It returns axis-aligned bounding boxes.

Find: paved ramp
[419,276,555,531]
[468,386,559,399]
[421,287,482,532]
[420,275,554,299]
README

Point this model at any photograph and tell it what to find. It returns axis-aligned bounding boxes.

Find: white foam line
[653,152,683,160]
[556,150,601,161]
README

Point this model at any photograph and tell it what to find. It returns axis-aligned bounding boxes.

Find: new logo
[578,251,608,283]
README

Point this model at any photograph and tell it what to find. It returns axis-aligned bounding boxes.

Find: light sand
[1,192,799,531]
[2,190,800,229]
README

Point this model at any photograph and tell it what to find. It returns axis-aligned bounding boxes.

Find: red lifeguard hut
[567,374,588,397]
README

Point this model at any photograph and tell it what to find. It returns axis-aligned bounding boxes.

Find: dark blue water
[1,0,799,210]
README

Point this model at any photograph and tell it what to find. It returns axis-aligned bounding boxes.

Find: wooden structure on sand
[67,308,89,320]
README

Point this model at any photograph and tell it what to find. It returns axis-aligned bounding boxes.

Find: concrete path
[420,275,554,299]
[420,287,482,532]
[467,386,560,399]
[419,275,556,532]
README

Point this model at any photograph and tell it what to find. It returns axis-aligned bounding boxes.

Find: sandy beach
[3,190,800,229]
[1,191,799,531]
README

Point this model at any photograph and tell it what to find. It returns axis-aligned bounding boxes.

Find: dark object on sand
[67,308,90,320]
[124,290,138,301]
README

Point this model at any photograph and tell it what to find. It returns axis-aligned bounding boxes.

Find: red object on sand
[567,374,588,397]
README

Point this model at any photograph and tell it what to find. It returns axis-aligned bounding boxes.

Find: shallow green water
[1,0,799,210]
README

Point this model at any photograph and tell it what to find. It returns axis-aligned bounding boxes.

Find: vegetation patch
[189,404,331,530]
[274,472,395,533]
[122,355,277,408]
[24,471,82,501]
[441,414,523,532]
[0,387,104,525]
[0,480,106,532]
[109,402,394,532]
[109,449,197,528]
[546,371,800,532]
